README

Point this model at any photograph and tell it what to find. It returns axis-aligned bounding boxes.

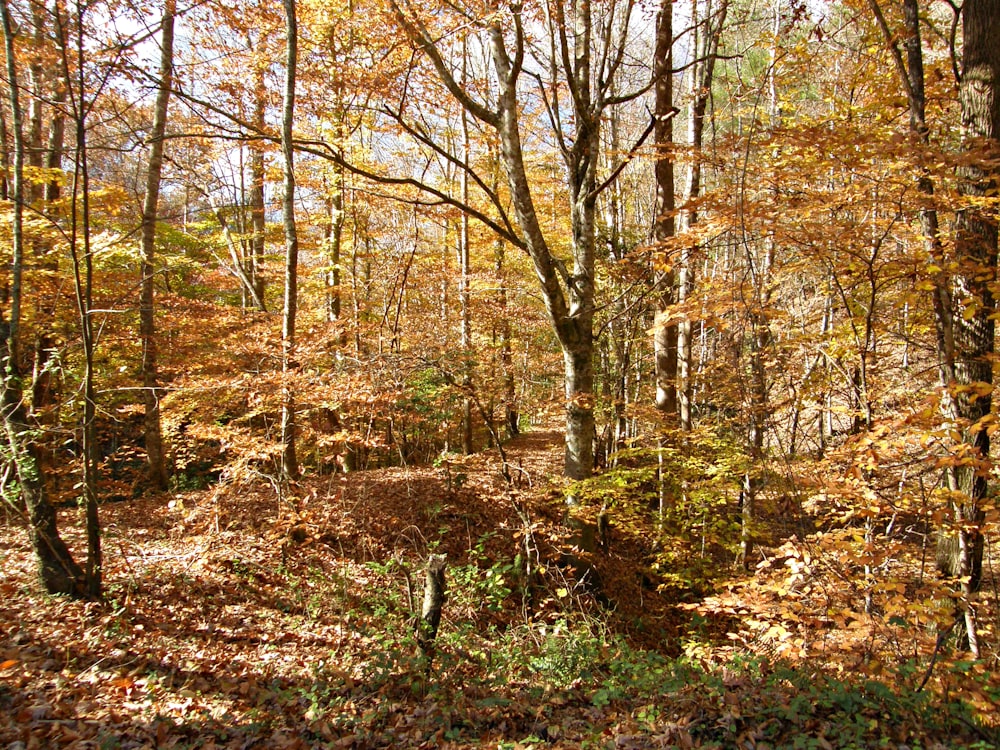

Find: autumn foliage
[1,0,1000,746]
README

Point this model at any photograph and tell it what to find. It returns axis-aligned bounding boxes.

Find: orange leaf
[0,659,18,670]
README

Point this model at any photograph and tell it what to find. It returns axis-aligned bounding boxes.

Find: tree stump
[416,554,447,660]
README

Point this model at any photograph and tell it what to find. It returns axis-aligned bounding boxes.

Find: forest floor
[2,429,1000,749]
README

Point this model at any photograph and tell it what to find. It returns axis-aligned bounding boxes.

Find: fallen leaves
[1,430,998,748]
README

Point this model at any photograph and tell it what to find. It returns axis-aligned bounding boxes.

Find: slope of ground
[1,430,998,749]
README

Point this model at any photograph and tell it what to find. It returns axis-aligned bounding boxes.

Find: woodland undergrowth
[2,429,999,749]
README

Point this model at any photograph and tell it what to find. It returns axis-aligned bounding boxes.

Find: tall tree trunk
[487,17,597,479]
[44,12,66,209]
[0,103,9,201]
[249,76,267,311]
[279,0,299,481]
[934,0,999,654]
[388,0,641,479]
[30,0,67,487]
[740,0,773,568]
[138,0,175,491]
[652,0,677,420]
[326,170,344,329]
[459,48,473,454]
[490,144,517,438]
[679,0,729,434]
[67,0,101,598]
[27,0,44,205]
[1,0,86,597]
[651,0,677,520]
[496,238,517,438]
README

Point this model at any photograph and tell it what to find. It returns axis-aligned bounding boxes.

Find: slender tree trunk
[495,238,517,438]
[459,50,473,454]
[488,19,597,479]
[249,77,267,311]
[67,0,100,598]
[488,143,517,439]
[740,0,767,567]
[0,103,9,201]
[30,1,67,485]
[138,0,175,491]
[27,0,44,205]
[389,0,632,479]
[652,0,677,420]
[679,0,728,433]
[326,169,344,330]
[651,0,677,520]
[280,0,299,481]
[44,18,66,208]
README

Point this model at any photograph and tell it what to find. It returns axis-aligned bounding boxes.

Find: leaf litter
[1,430,998,748]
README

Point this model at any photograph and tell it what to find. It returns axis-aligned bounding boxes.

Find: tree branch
[588,109,676,202]
[387,0,500,127]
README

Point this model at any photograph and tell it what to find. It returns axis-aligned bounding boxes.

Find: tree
[63,0,102,598]
[933,0,999,653]
[0,0,86,596]
[138,0,175,491]
[677,0,729,433]
[652,0,677,421]
[870,0,999,654]
[0,0,111,597]
[385,0,657,479]
[279,0,299,481]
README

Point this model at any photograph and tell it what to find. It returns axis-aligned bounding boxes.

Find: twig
[916,618,959,693]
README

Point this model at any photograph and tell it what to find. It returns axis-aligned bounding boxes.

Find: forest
[0,0,999,745]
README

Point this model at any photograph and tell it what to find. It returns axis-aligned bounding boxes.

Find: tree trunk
[386,0,640,479]
[652,0,677,420]
[680,0,729,433]
[564,336,595,480]
[488,19,597,479]
[279,0,299,482]
[326,172,344,329]
[29,0,67,489]
[27,0,45,205]
[249,76,267,311]
[2,332,85,595]
[495,238,517,438]
[935,0,999,627]
[67,0,101,598]
[138,0,175,491]
[459,56,473,454]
